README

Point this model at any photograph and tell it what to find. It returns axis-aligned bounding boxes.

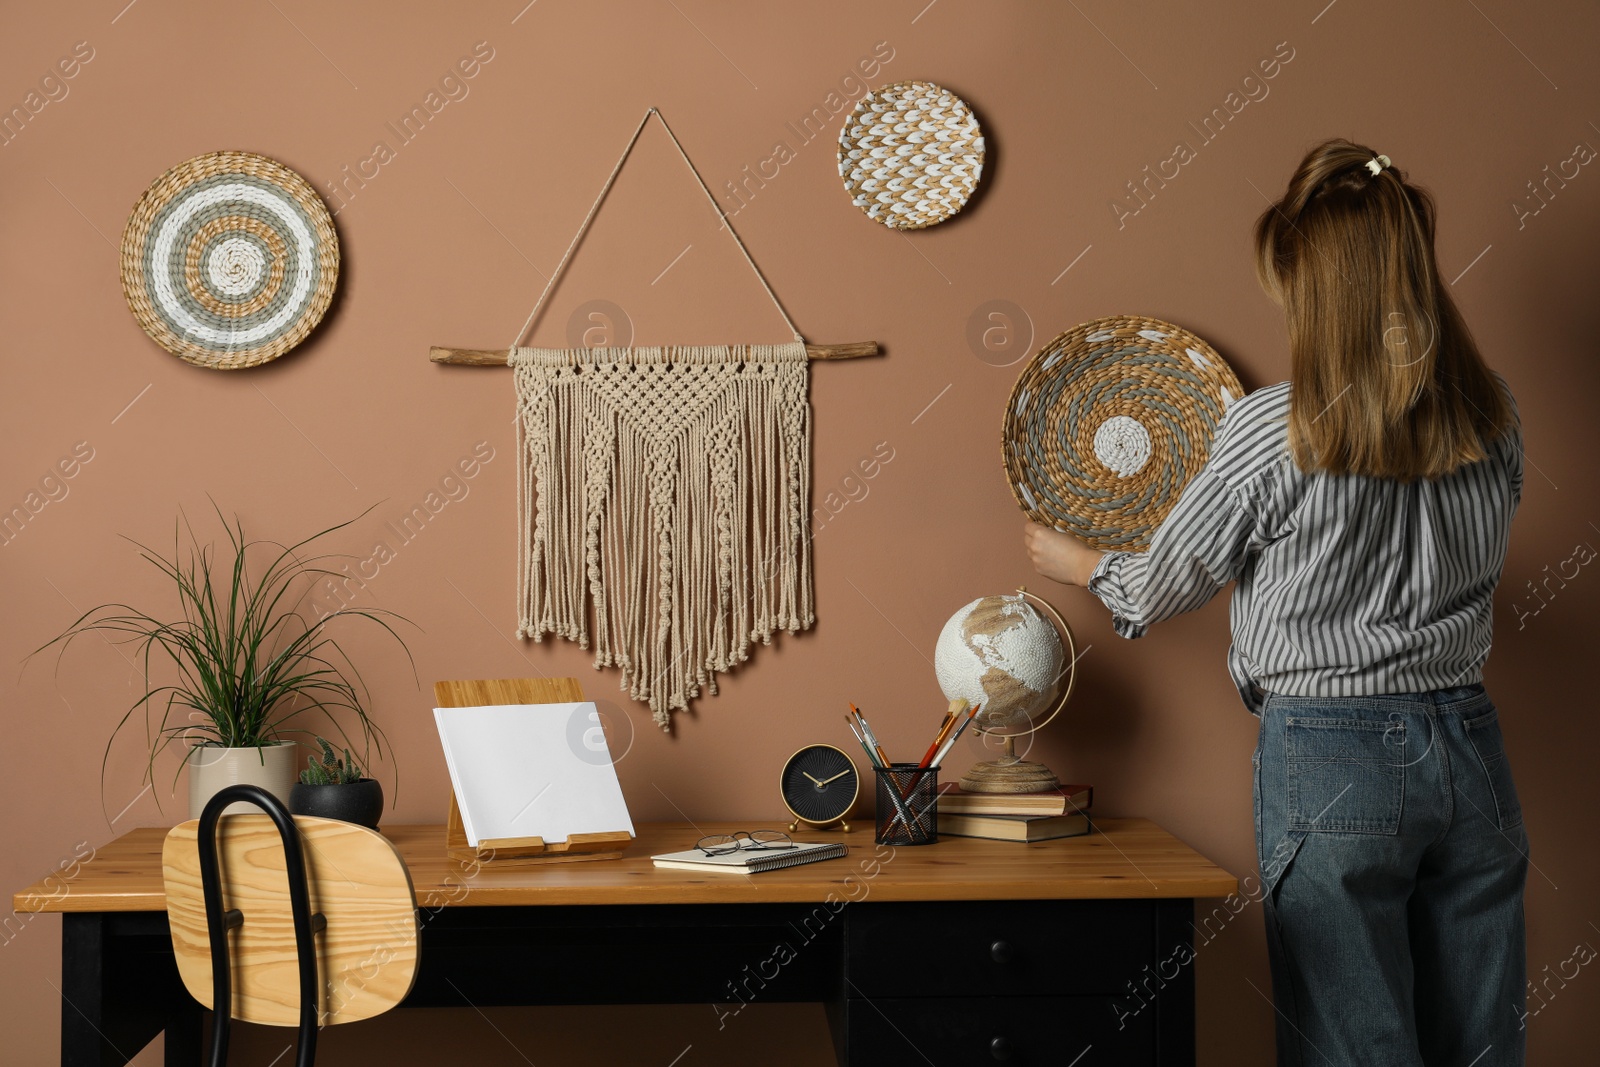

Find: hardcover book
[935,783,1093,816]
[937,812,1091,843]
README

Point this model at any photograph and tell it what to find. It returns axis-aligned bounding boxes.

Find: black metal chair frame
[195,784,326,1067]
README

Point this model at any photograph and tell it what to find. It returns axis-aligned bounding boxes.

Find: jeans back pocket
[1285,716,1405,834]
[1463,709,1523,831]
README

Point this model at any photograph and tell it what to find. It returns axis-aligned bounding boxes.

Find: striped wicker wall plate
[119,151,339,369]
[1004,315,1244,552]
[837,80,984,230]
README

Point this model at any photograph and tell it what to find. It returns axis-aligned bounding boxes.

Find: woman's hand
[1023,522,1104,587]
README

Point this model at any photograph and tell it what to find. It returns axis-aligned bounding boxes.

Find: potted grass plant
[35,503,412,818]
[290,736,384,828]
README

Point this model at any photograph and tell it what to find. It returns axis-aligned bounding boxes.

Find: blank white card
[433,702,635,847]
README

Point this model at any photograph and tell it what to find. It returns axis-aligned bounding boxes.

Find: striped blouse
[1086,379,1522,714]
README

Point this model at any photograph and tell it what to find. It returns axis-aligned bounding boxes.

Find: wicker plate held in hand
[1004,315,1244,551]
[837,80,984,231]
[120,151,340,369]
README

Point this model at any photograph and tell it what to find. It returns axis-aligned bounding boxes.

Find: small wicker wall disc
[1004,316,1244,551]
[837,80,984,230]
[120,151,339,369]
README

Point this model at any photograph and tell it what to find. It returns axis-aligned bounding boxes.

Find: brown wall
[4,2,1597,1063]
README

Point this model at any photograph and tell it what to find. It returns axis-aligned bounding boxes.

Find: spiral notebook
[651,841,847,874]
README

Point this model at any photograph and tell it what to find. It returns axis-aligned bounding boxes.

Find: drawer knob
[989,1036,1013,1060]
[990,939,1014,964]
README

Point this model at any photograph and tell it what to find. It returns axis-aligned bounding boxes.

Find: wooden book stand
[434,677,633,868]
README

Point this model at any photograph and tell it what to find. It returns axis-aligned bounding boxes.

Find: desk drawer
[848,900,1156,997]
[844,995,1155,1065]
[410,903,841,1006]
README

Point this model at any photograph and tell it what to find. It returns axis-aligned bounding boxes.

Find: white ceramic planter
[188,741,300,817]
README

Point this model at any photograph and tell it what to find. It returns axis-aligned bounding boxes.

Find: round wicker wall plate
[119,151,339,369]
[837,80,984,231]
[1004,315,1244,552]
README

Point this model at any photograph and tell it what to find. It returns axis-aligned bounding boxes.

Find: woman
[1025,139,1527,1067]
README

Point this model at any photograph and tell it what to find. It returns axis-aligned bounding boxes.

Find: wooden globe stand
[959,733,1062,794]
[956,589,1077,795]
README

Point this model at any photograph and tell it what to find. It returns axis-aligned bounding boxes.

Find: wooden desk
[17,818,1236,1066]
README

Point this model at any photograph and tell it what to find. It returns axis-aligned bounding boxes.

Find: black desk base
[62,898,1197,1066]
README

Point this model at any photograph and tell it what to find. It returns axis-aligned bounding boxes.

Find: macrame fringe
[512,342,814,731]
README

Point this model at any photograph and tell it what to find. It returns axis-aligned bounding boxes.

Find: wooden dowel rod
[431,347,517,366]
[429,342,879,365]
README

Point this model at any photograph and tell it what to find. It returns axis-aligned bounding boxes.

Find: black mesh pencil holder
[874,764,939,846]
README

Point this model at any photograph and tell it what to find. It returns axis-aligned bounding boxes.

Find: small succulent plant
[299,736,365,785]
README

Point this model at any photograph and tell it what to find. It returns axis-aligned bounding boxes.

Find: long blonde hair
[1254,138,1510,480]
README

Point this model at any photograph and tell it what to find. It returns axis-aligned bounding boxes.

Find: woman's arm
[1022,387,1285,636]
[1024,466,1266,638]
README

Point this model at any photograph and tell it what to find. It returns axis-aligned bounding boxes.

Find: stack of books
[935,782,1093,842]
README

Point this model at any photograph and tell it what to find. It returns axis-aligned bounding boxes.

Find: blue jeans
[1253,684,1529,1066]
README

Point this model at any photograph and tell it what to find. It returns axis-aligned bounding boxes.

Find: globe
[933,591,1075,793]
[935,594,1064,734]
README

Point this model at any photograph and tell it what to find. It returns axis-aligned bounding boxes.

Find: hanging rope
[507,107,804,349]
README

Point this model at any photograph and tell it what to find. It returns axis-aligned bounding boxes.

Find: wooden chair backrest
[162,814,419,1027]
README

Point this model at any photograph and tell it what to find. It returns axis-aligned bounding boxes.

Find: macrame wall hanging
[432,108,878,730]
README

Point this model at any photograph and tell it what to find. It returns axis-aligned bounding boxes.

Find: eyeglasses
[696,830,796,856]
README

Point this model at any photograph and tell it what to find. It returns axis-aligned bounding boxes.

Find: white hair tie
[1365,154,1392,176]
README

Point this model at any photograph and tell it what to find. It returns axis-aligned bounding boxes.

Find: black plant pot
[289,778,384,829]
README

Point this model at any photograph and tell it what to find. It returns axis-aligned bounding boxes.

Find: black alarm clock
[780,744,860,832]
